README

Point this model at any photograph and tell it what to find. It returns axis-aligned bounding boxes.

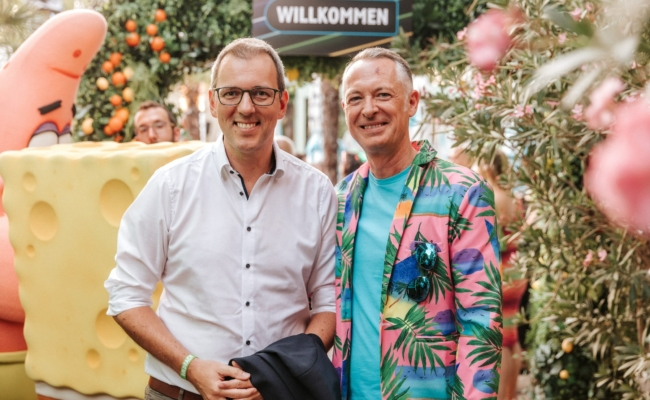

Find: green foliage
[76,0,251,141]
[527,286,605,399]
[0,0,45,54]
[394,0,650,397]
[283,56,349,84]
[411,0,487,49]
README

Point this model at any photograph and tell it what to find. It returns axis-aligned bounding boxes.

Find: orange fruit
[104,125,114,136]
[150,36,165,52]
[122,87,134,103]
[109,52,122,67]
[115,108,130,122]
[110,94,123,107]
[154,9,167,22]
[159,52,171,63]
[559,370,569,380]
[81,118,94,135]
[96,77,109,91]
[126,33,140,47]
[108,117,124,132]
[146,24,158,36]
[112,72,126,87]
[286,68,299,82]
[101,61,114,73]
[125,20,136,32]
[123,66,135,80]
[114,134,124,143]
[561,339,574,354]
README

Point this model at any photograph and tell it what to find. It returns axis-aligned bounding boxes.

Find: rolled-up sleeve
[307,179,337,315]
[105,170,171,316]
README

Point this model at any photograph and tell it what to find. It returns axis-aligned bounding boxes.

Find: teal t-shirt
[349,166,409,399]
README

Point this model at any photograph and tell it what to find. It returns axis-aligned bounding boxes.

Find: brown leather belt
[149,376,203,400]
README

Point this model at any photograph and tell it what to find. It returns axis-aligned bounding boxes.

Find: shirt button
[246,263,250,268]
[246,340,251,345]
[245,301,250,306]
[240,192,244,196]
[230,170,234,174]
[247,227,251,231]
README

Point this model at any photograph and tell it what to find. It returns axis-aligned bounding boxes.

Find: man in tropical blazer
[334,48,502,400]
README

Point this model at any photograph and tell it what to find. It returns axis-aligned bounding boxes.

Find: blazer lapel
[378,141,438,316]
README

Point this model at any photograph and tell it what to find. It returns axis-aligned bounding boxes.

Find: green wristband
[180,354,197,380]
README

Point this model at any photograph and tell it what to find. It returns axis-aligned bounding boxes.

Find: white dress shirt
[105,138,337,393]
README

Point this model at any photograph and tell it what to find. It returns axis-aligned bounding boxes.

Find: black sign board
[253,0,412,56]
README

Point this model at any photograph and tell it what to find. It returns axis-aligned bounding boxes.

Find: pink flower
[586,3,594,11]
[571,104,583,121]
[584,77,625,131]
[598,249,607,261]
[585,98,650,233]
[457,28,467,41]
[558,33,567,44]
[570,7,582,21]
[546,100,559,108]
[583,251,594,266]
[514,105,533,117]
[465,10,512,72]
[514,106,525,117]
[472,74,496,99]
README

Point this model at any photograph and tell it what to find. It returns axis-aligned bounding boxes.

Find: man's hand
[187,358,262,400]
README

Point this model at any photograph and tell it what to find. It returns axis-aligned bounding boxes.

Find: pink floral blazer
[332,141,503,400]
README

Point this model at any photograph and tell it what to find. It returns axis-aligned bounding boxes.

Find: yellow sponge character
[0,141,204,398]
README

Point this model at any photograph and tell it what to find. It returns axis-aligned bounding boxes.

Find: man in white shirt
[105,38,337,400]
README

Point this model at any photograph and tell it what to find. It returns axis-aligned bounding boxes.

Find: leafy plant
[393,0,650,397]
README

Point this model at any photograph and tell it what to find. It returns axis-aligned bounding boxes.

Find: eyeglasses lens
[407,276,431,303]
[218,88,276,106]
[415,242,437,271]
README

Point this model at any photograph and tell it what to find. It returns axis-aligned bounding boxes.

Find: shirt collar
[215,135,286,179]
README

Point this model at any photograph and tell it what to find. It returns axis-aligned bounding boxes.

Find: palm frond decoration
[386,304,451,372]
[452,269,470,312]
[380,348,410,400]
[421,161,456,188]
[448,373,466,400]
[471,261,503,316]
[350,173,367,218]
[405,163,423,191]
[339,229,355,291]
[447,200,473,244]
[466,323,503,368]
[486,367,500,398]
[336,178,348,193]
[334,334,343,352]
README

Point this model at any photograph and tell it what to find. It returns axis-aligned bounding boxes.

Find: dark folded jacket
[229,333,341,400]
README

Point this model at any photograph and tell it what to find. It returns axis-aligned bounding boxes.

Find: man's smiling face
[342,57,418,157]
[209,53,288,158]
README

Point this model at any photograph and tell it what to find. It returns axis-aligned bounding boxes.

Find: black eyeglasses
[406,242,438,303]
[214,86,280,106]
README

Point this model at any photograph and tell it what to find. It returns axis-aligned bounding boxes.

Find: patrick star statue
[0,9,106,398]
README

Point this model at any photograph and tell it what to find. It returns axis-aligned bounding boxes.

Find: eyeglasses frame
[134,120,175,137]
[213,86,281,107]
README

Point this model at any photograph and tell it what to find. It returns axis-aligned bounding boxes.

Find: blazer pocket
[413,335,458,368]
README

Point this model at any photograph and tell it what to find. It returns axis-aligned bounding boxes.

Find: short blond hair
[210,38,285,92]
